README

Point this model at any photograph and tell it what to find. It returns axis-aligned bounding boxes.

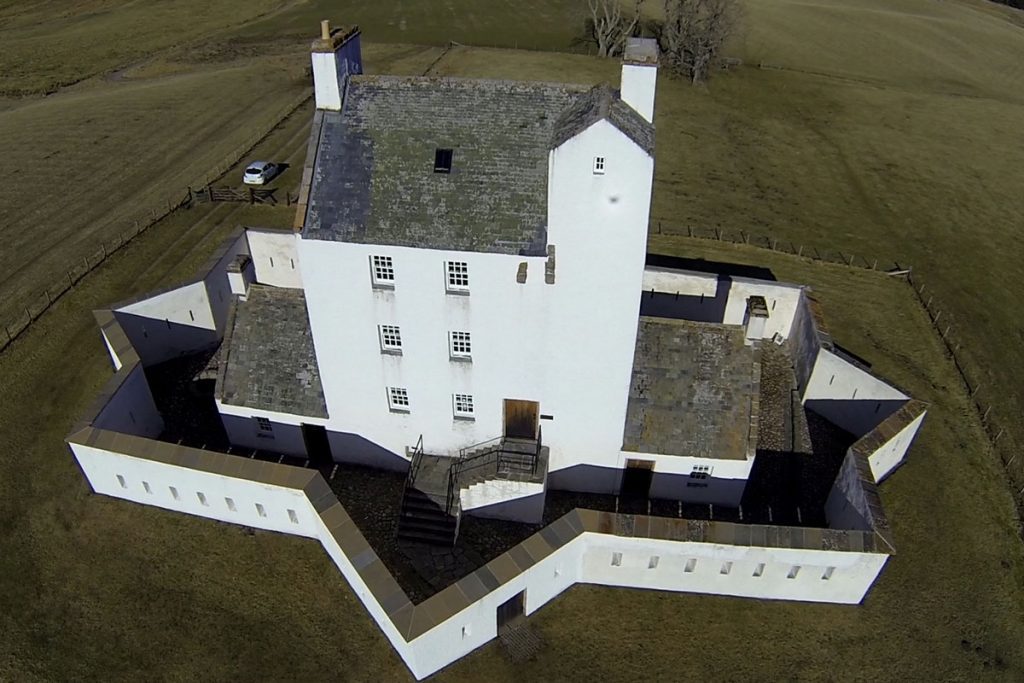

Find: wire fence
[667,222,1023,531]
[0,88,313,356]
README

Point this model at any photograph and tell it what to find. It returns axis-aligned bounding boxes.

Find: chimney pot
[320,20,331,40]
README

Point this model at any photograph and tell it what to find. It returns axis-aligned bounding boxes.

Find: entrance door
[503,399,539,440]
[496,590,526,631]
[301,424,332,468]
[620,459,655,498]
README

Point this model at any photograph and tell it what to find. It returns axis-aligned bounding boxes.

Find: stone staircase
[396,437,547,546]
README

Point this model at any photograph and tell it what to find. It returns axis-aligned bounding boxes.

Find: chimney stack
[744,296,770,343]
[310,20,363,111]
[620,38,659,123]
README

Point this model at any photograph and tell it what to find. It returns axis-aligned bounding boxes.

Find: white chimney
[744,296,770,343]
[311,20,363,111]
[227,254,255,299]
[620,37,658,123]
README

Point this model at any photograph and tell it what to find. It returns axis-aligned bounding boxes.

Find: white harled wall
[246,230,302,289]
[297,120,653,488]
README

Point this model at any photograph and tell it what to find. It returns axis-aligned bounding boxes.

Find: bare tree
[587,0,643,58]
[658,0,741,84]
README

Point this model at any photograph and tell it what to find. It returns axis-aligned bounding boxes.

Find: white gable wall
[246,229,302,289]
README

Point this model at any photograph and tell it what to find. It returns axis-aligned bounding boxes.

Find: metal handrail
[458,435,503,460]
[445,430,544,516]
[404,434,424,490]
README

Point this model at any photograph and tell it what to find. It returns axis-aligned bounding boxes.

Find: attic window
[434,148,453,173]
[593,156,606,174]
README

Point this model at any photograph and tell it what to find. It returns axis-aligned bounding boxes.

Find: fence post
[798,245,803,257]
[67,271,74,288]
[4,326,10,344]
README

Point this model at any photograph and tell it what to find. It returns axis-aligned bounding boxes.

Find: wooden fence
[190,186,298,206]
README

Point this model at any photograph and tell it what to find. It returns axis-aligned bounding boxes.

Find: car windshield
[245,167,262,174]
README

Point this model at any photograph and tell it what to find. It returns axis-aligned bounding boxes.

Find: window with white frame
[388,387,410,412]
[370,255,395,287]
[593,156,606,174]
[453,393,475,419]
[449,331,472,359]
[378,325,403,353]
[687,463,711,488]
[255,416,273,438]
[446,261,469,292]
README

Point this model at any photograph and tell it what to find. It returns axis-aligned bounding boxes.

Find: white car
[243,161,277,185]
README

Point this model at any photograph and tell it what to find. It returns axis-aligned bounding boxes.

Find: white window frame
[255,416,274,438]
[387,386,410,413]
[452,393,475,420]
[449,331,472,360]
[593,156,606,174]
[370,255,395,288]
[378,324,403,354]
[445,260,470,293]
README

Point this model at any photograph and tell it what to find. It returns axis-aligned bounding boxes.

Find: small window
[822,567,835,581]
[611,552,622,567]
[169,486,180,501]
[256,417,273,433]
[388,387,410,412]
[684,558,697,573]
[225,497,236,512]
[787,566,801,579]
[690,465,711,480]
[287,509,299,524]
[648,556,659,569]
[453,393,475,420]
[446,261,469,292]
[720,561,733,575]
[434,148,453,173]
[753,563,765,577]
[197,492,208,506]
[462,625,471,639]
[449,331,472,360]
[379,325,403,353]
[116,474,126,489]
[370,255,395,287]
[142,481,152,494]
[255,503,267,518]
[593,156,606,174]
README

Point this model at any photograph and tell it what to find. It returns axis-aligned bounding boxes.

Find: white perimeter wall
[93,364,164,437]
[803,350,908,436]
[641,267,804,340]
[869,411,926,483]
[298,120,653,488]
[246,230,302,289]
[71,440,888,680]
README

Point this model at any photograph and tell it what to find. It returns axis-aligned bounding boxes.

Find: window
[593,156,606,174]
[388,387,410,412]
[197,492,208,506]
[453,393,475,420]
[116,474,126,489]
[446,261,469,292]
[648,556,660,569]
[720,561,733,575]
[449,331,472,360]
[687,464,711,488]
[255,503,267,518]
[370,255,395,287]
[378,325,403,353]
[287,509,299,524]
[169,486,180,501]
[753,563,765,577]
[225,497,236,512]
[434,148,453,173]
[462,625,471,639]
[256,417,273,434]
[684,558,697,573]
[611,552,622,567]
[787,566,801,579]
[142,481,152,494]
[822,567,835,581]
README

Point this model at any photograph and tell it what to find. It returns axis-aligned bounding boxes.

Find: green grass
[2,0,1024,679]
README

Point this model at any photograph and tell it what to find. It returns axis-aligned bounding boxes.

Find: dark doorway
[503,399,539,440]
[620,459,654,498]
[301,424,332,468]
[497,590,526,631]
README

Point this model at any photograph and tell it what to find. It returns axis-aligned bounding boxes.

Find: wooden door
[503,399,539,440]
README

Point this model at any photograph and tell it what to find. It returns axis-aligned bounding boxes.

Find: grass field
[2,0,1024,679]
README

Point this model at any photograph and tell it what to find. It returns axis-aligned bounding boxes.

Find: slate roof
[302,76,653,254]
[218,285,327,419]
[623,318,758,460]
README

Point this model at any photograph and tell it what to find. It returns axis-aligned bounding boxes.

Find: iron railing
[404,434,425,493]
[444,427,543,517]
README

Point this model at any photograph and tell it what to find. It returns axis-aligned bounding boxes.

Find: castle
[67,22,926,679]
